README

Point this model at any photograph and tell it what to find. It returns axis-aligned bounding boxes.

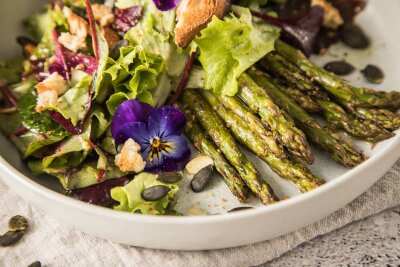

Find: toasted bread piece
[175,0,229,48]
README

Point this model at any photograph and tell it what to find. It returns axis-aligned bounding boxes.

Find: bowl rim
[1,130,399,226]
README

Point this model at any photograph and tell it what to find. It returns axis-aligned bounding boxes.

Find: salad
[1,0,399,216]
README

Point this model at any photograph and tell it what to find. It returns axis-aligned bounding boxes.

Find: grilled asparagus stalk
[212,94,287,159]
[316,99,394,142]
[203,91,325,192]
[177,102,249,202]
[248,68,366,168]
[182,89,278,204]
[237,73,313,164]
[274,40,400,109]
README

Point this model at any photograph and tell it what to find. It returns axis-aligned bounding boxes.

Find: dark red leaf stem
[0,85,18,107]
[167,52,196,106]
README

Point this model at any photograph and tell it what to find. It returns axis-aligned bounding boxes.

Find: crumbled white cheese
[115,138,146,173]
[311,0,344,30]
[36,73,67,95]
[58,32,87,52]
[63,7,89,51]
[35,73,67,113]
[92,4,115,27]
[35,90,58,112]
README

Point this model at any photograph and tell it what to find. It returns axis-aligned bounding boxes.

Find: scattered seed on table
[0,231,24,247]
[157,172,183,184]
[190,165,213,193]
[361,64,384,84]
[141,185,171,201]
[341,23,370,49]
[324,61,355,76]
[8,215,28,232]
[28,261,42,267]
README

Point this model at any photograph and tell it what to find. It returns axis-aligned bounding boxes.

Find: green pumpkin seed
[28,261,42,267]
[157,172,183,184]
[8,215,28,232]
[141,185,171,201]
[190,165,213,193]
[361,64,384,84]
[324,61,355,76]
[341,23,370,49]
[0,231,24,247]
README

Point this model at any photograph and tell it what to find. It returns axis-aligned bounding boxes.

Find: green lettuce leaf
[41,107,109,169]
[111,172,179,215]
[104,46,165,113]
[29,159,127,190]
[93,26,110,102]
[194,6,279,96]
[47,71,93,126]
[0,57,24,84]
[18,89,70,137]
[123,0,187,77]
[25,11,54,42]
[10,132,64,159]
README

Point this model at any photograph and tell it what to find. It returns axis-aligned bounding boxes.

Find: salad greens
[0,0,297,215]
[194,6,279,96]
[104,46,165,113]
[111,172,179,215]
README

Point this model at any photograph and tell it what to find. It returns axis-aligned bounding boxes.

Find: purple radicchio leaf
[251,6,324,57]
[71,177,129,207]
[114,6,143,35]
[152,0,180,11]
[111,99,191,173]
[48,110,83,135]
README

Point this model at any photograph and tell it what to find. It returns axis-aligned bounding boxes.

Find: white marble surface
[261,207,400,266]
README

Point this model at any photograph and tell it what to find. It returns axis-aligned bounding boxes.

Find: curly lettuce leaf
[111,172,179,215]
[104,46,165,113]
[18,89,70,137]
[123,0,187,77]
[194,6,279,96]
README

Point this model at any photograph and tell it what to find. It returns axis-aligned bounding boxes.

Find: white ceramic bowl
[1,0,399,250]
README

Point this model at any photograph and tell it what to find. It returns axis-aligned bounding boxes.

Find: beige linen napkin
[1,159,399,267]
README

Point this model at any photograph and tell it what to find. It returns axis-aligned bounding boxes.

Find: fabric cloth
[1,159,400,267]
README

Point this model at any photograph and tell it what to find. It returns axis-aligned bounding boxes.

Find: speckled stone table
[260,206,400,266]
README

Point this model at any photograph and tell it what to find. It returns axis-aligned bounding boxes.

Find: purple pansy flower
[152,0,180,11]
[111,99,191,173]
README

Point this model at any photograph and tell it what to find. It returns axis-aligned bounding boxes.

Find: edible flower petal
[111,99,191,173]
[152,0,180,11]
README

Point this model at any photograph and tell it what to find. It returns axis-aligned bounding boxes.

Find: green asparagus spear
[237,73,313,164]
[177,102,249,202]
[274,40,400,109]
[261,53,328,100]
[211,94,287,159]
[352,107,400,131]
[262,53,400,134]
[182,90,278,204]
[269,76,322,113]
[203,91,324,192]
[248,68,366,168]
[316,99,394,142]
